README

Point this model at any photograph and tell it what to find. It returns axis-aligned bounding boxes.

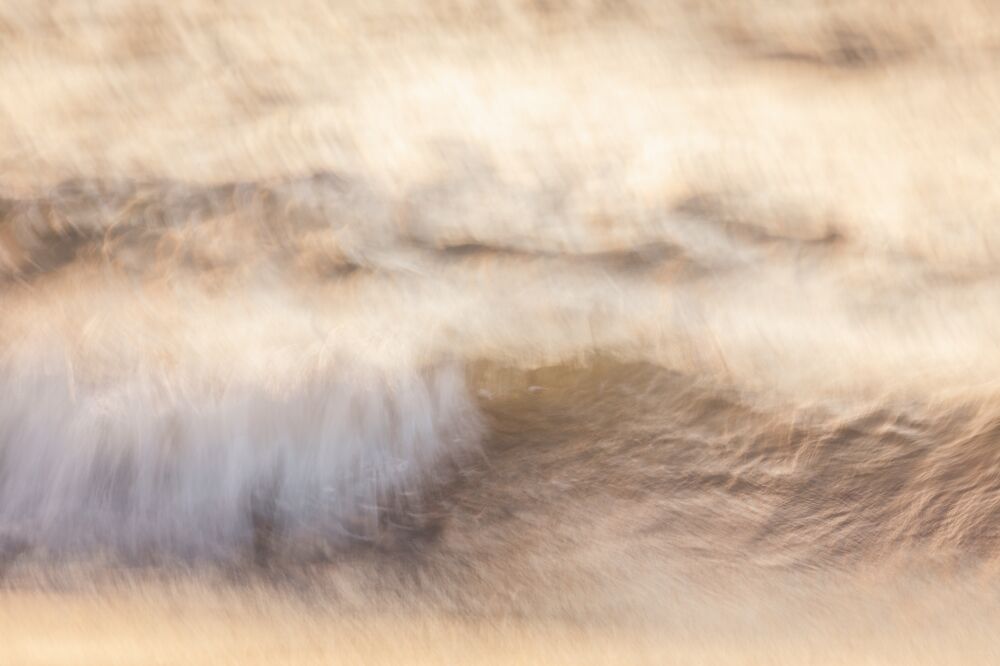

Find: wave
[2,6,1000,642]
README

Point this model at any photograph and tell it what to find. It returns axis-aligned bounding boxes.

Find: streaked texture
[2,1,1000,663]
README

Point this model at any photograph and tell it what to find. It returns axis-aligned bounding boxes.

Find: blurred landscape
[3,1,1000,663]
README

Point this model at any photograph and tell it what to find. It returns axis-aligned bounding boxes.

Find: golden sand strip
[2,583,998,666]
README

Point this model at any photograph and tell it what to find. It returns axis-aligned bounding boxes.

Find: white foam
[0,346,481,560]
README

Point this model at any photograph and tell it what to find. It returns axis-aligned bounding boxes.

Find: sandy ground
[3,579,1000,666]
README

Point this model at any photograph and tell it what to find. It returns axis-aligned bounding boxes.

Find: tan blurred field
[5,0,1000,400]
[4,0,1000,663]
[0,589,692,666]
[3,575,1000,666]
